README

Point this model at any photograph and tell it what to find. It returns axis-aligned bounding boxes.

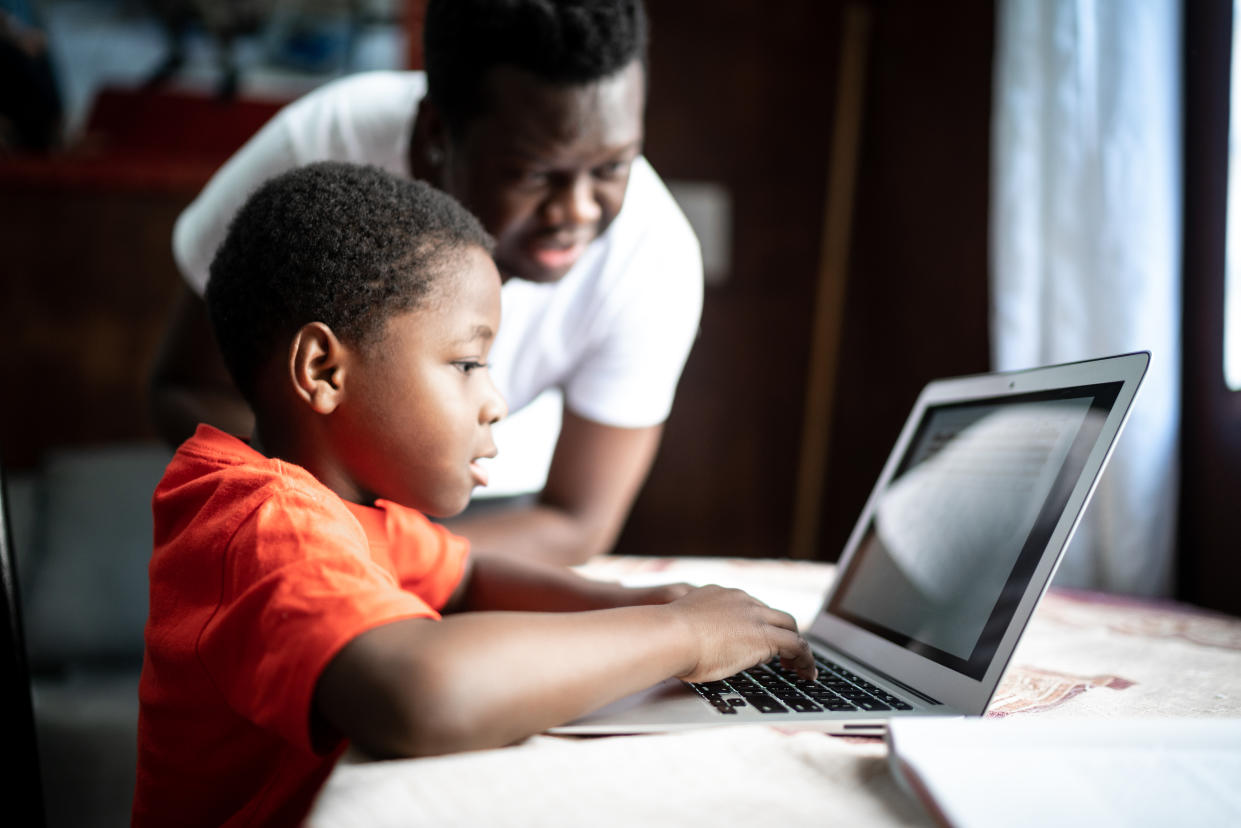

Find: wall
[617,0,994,560]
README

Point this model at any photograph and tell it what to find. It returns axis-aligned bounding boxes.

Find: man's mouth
[528,235,590,271]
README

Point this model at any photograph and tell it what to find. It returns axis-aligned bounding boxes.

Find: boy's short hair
[206,161,493,404]
[424,0,649,138]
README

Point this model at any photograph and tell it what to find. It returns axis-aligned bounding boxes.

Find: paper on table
[886,717,1241,828]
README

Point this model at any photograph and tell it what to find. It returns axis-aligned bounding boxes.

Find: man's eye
[508,169,548,186]
[594,160,630,180]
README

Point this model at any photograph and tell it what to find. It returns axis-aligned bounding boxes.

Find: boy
[132,162,813,827]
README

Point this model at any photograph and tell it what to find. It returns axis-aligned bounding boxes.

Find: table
[305,557,1241,828]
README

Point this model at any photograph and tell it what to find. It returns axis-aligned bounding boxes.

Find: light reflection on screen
[827,384,1120,679]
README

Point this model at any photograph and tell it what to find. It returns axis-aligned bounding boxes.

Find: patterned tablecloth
[306,557,1241,828]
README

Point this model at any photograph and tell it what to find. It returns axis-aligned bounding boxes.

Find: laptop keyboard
[690,656,914,715]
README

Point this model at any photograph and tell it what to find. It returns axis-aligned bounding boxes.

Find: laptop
[553,351,1149,736]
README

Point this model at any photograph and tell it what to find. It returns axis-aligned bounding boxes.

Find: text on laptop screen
[825,382,1123,680]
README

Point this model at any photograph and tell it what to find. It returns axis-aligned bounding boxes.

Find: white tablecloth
[306,556,1241,827]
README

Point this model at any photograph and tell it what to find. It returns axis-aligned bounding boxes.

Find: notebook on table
[553,351,1149,736]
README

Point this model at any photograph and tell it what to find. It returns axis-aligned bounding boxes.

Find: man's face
[441,60,646,284]
[331,246,507,517]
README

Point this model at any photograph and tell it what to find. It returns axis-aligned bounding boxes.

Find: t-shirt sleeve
[173,109,303,295]
[562,164,704,428]
[195,489,437,753]
[367,499,469,611]
[172,72,421,295]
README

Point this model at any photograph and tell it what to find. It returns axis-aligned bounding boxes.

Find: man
[149,0,702,564]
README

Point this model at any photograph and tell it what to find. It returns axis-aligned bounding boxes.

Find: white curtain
[990,0,1182,595]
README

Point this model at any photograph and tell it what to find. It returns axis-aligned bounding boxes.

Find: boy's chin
[417,492,473,520]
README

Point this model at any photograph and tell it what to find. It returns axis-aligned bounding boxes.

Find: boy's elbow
[328,641,502,758]
[318,618,528,759]
[357,666,499,759]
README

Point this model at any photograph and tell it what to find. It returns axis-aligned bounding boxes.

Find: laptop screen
[825,381,1123,680]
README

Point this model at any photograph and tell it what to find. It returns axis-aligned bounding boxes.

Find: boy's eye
[453,360,486,375]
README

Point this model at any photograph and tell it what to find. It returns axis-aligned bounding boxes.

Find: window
[1226,0,1241,388]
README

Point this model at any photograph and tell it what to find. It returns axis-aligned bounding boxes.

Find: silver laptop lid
[808,351,1149,715]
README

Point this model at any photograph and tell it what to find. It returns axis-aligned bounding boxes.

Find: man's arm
[149,285,254,445]
[314,555,816,759]
[446,407,662,565]
[441,549,690,614]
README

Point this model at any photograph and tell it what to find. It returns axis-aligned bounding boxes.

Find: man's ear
[411,96,450,181]
[289,322,349,415]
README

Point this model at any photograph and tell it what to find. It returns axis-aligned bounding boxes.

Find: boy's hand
[668,585,817,684]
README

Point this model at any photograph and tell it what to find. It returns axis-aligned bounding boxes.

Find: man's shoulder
[612,157,699,251]
[300,70,426,104]
[279,70,426,128]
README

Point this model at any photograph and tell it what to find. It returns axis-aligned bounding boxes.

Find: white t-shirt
[174,71,703,496]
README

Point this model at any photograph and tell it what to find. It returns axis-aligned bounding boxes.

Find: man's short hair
[206,161,493,403]
[424,0,648,137]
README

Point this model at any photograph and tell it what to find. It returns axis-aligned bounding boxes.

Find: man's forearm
[148,284,255,446]
[149,385,255,447]
[446,500,618,566]
[455,552,687,613]
[445,415,662,565]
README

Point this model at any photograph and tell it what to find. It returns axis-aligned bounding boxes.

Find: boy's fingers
[773,629,817,680]
[762,606,799,633]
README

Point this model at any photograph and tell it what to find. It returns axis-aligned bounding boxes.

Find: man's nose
[546,173,602,227]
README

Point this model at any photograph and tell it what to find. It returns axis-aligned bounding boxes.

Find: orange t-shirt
[132,425,469,827]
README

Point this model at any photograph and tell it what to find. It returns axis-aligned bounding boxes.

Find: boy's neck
[251,418,376,508]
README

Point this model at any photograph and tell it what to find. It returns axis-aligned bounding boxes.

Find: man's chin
[499,259,574,284]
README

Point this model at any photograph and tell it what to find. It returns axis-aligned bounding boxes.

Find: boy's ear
[289,322,349,415]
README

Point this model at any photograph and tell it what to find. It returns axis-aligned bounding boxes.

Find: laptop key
[785,698,823,713]
[855,699,891,712]
[742,694,789,714]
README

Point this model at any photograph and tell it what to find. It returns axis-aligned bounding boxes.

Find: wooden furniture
[0,87,285,470]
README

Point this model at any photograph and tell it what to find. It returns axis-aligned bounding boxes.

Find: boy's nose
[481,378,507,425]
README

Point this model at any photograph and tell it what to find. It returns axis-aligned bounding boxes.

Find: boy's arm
[313,585,814,760]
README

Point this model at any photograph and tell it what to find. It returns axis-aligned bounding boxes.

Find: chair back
[0,457,45,826]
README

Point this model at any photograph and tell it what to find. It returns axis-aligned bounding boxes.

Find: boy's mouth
[469,459,490,488]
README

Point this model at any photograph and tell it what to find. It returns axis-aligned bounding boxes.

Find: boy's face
[332,246,507,516]
[440,59,646,284]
